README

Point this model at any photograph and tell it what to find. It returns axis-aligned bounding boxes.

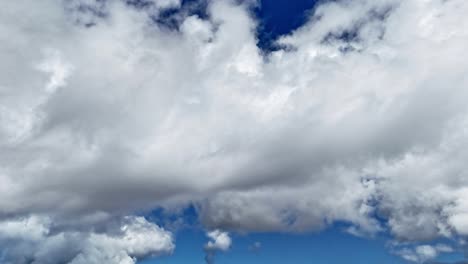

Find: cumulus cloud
[204,230,231,264]
[205,230,232,251]
[2,0,468,262]
[0,215,174,264]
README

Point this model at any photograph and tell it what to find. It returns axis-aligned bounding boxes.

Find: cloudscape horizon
[1,0,468,263]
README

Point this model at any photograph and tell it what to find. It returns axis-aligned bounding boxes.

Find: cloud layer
[1,0,468,262]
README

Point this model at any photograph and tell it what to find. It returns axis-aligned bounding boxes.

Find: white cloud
[1,0,468,262]
[204,230,231,264]
[205,230,232,251]
[0,215,174,264]
[394,244,454,263]
[36,49,74,94]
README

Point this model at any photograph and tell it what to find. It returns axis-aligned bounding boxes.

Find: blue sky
[140,228,404,264]
[253,0,319,50]
[138,208,464,264]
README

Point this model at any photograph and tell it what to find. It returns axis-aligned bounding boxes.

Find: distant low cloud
[248,241,262,253]
[393,244,453,263]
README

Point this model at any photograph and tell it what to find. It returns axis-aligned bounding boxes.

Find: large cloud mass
[1,0,468,262]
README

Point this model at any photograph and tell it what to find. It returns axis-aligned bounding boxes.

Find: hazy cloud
[394,244,454,263]
[248,241,262,252]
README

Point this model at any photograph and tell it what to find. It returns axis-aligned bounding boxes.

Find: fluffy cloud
[0,215,174,264]
[204,230,231,264]
[205,230,232,251]
[2,0,468,262]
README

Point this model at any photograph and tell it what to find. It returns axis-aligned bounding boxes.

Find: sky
[1,0,468,264]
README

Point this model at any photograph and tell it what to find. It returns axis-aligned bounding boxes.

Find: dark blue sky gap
[133,0,323,51]
[79,0,322,50]
[253,0,321,51]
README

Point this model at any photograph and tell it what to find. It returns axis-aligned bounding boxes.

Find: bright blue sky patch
[138,208,465,264]
[139,226,406,264]
[253,0,320,51]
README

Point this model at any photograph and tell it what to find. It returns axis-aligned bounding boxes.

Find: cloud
[2,0,468,262]
[205,230,232,251]
[204,230,231,264]
[394,244,454,263]
[0,215,174,264]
